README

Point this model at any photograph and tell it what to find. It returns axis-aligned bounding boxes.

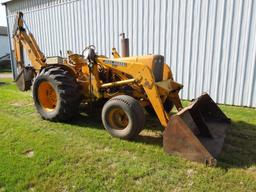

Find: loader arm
[96,57,170,127]
[12,12,46,71]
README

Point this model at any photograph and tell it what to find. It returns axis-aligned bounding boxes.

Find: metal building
[2,0,256,107]
[0,26,10,58]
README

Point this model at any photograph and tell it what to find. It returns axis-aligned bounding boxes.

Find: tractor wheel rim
[108,108,129,130]
[38,81,57,112]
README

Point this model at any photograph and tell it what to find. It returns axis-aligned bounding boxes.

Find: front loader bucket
[163,93,230,166]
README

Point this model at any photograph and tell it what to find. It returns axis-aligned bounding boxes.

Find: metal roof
[0,0,12,5]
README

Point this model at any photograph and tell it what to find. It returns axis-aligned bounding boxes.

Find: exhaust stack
[120,33,129,57]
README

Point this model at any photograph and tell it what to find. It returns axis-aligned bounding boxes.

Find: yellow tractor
[13,12,230,165]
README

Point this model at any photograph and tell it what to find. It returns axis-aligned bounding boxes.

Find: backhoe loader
[12,12,230,165]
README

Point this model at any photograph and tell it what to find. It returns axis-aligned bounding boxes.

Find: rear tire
[32,66,81,122]
[101,95,145,139]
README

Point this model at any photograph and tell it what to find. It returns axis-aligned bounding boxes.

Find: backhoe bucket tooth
[163,93,230,165]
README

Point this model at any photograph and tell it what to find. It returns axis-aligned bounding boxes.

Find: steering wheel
[82,45,96,61]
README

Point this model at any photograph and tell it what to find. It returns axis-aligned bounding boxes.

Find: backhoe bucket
[15,67,35,91]
[163,93,230,166]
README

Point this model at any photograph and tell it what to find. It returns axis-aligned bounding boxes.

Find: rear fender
[43,64,77,78]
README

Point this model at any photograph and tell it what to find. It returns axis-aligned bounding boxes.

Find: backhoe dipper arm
[12,12,46,71]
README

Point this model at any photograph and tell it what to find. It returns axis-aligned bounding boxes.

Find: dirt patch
[0,82,8,86]
[140,129,162,138]
[11,102,25,107]
[186,169,196,177]
[23,149,34,158]
[11,102,33,107]
[246,166,256,177]
[27,183,35,191]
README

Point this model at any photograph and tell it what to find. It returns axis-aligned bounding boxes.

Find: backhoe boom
[13,12,46,71]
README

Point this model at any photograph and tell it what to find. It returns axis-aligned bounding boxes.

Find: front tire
[101,95,145,139]
[32,67,80,121]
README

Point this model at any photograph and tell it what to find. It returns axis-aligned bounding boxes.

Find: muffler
[120,33,129,57]
[163,93,230,166]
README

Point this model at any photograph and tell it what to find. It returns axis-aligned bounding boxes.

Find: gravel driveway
[0,73,12,78]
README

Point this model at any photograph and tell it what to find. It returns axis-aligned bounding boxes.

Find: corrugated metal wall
[5,0,256,107]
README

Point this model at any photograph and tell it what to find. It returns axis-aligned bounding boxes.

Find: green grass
[0,78,255,191]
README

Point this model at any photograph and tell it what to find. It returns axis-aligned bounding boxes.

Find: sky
[0,4,7,27]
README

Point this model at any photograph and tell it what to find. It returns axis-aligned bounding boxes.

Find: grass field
[0,78,255,191]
